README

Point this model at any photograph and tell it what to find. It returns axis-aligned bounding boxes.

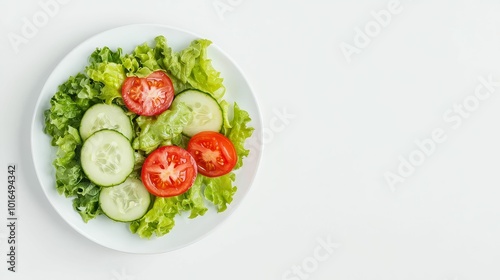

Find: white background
[2,0,500,279]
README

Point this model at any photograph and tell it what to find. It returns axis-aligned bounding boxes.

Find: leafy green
[226,103,254,169]
[73,181,102,222]
[44,74,104,222]
[132,102,193,154]
[154,36,225,99]
[44,73,101,141]
[133,42,161,72]
[129,196,182,238]
[219,99,232,135]
[121,42,162,78]
[88,46,123,64]
[85,47,126,104]
[203,173,237,212]
[182,176,208,219]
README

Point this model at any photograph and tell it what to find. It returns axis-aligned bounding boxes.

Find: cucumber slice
[99,177,151,222]
[81,129,134,187]
[79,103,133,141]
[171,89,223,137]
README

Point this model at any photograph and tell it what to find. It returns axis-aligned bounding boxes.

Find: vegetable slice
[141,145,197,197]
[187,131,237,177]
[171,89,223,137]
[79,103,133,141]
[121,70,175,116]
[99,178,151,222]
[80,129,134,187]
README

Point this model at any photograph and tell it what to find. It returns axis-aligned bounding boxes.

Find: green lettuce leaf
[182,176,208,219]
[226,103,254,169]
[122,53,140,74]
[219,99,232,134]
[203,173,237,212]
[84,47,126,104]
[44,74,104,222]
[132,102,193,154]
[134,42,161,72]
[52,126,83,196]
[85,62,125,104]
[122,42,161,77]
[88,46,123,64]
[129,196,183,239]
[53,126,81,167]
[154,36,225,99]
[44,73,101,141]
[72,181,102,223]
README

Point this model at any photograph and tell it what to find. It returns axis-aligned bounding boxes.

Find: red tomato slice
[121,71,174,116]
[187,131,238,177]
[141,146,197,197]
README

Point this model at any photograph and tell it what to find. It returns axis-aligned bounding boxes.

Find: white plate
[30,24,262,254]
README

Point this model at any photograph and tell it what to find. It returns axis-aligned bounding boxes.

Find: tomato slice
[187,131,238,177]
[141,146,197,197]
[121,71,174,116]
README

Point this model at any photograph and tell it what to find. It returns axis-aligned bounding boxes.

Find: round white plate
[30,24,262,254]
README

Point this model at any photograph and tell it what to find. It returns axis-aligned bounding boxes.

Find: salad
[43,35,254,239]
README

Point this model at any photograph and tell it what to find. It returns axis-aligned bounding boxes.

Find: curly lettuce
[155,36,225,98]
[44,74,104,221]
[132,102,193,154]
[226,103,255,169]
[85,47,126,104]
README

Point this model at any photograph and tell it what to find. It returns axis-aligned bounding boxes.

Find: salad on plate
[43,35,254,239]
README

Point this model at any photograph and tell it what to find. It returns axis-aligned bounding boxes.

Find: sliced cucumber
[81,129,134,187]
[171,89,223,137]
[99,177,151,222]
[79,103,133,141]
